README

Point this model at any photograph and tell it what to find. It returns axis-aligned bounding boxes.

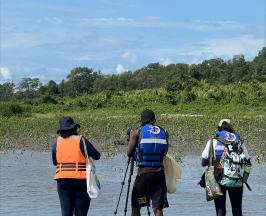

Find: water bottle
[243,164,252,183]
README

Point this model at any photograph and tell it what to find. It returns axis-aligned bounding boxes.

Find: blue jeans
[57,179,91,216]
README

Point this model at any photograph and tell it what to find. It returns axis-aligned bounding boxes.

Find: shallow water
[0,151,265,216]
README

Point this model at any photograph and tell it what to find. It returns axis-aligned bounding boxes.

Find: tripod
[114,157,151,216]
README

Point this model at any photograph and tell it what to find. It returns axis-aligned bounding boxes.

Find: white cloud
[80,17,249,32]
[122,51,130,59]
[81,17,135,27]
[161,58,172,66]
[178,35,265,60]
[0,67,13,80]
[121,51,137,64]
[116,64,128,74]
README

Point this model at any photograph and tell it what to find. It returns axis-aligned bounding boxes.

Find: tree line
[0,47,265,100]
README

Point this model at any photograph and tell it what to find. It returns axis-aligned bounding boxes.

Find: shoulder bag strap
[81,136,89,160]
[208,139,214,167]
[82,136,94,166]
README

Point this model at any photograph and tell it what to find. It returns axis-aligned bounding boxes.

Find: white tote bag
[82,138,101,199]
[163,154,182,193]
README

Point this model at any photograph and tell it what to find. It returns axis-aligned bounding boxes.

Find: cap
[218,119,231,127]
[141,109,156,124]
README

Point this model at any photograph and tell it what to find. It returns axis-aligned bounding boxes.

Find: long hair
[59,127,78,138]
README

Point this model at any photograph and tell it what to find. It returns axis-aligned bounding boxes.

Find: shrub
[0,102,26,117]
[41,95,58,104]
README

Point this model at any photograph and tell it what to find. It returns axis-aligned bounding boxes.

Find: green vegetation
[0,107,265,162]
[0,47,265,161]
[1,47,265,100]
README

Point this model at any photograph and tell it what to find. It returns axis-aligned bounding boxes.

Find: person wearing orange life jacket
[52,116,100,216]
[128,109,169,216]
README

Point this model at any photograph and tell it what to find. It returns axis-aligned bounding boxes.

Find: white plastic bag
[86,157,101,199]
[82,137,101,199]
[163,154,182,193]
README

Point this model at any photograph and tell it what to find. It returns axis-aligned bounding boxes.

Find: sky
[0,0,265,83]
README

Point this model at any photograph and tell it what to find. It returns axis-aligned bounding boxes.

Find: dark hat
[56,116,80,134]
[141,109,156,124]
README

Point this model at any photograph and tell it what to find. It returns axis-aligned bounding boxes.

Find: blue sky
[0,0,265,83]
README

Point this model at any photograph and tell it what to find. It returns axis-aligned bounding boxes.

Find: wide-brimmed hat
[56,116,80,134]
[141,109,156,124]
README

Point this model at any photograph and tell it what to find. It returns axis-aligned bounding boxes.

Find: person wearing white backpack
[52,116,101,216]
[201,119,251,216]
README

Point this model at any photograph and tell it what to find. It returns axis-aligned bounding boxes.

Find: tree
[66,67,99,96]
[251,47,266,82]
[47,80,59,95]
[117,71,133,91]
[198,58,226,83]
[165,79,184,92]
[230,55,249,81]
[189,64,202,81]
[0,82,15,99]
[17,78,41,97]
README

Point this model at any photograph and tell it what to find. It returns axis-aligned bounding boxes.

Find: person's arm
[127,128,140,157]
[80,137,101,160]
[52,142,57,166]
[201,140,211,167]
[165,130,169,155]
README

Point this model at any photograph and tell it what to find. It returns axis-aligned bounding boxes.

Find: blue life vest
[136,124,168,168]
[214,141,225,161]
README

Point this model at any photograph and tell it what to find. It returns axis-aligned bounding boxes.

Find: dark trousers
[214,185,243,216]
[57,179,91,216]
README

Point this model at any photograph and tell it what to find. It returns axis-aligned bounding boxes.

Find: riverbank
[1,105,265,161]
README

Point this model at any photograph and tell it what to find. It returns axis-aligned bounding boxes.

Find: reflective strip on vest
[55,162,86,173]
[140,138,167,145]
[215,141,225,158]
[54,135,87,180]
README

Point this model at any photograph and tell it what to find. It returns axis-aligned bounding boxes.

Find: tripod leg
[114,158,131,215]
[147,206,151,216]
[124,158,134,216]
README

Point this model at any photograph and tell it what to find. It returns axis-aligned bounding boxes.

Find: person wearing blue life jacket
[127,109,169,216]
[201,119,251,216]
[52,116,101,216]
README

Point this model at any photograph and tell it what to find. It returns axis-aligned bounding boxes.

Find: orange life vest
[54,135,87,180]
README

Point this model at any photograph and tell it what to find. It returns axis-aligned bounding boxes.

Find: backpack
[218,134,246,187]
